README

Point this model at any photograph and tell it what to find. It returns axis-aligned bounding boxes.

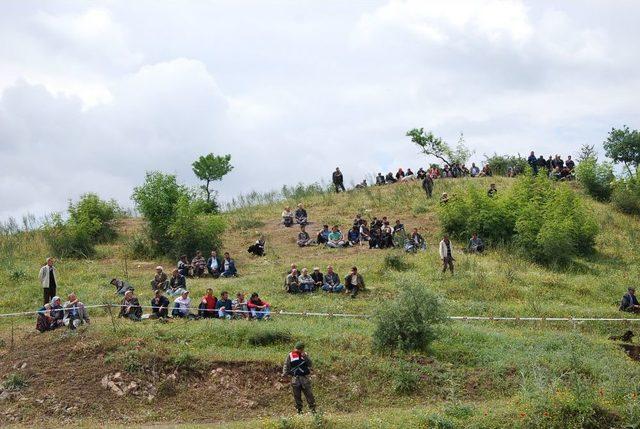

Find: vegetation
[406,128,473,167]
[192,153,234,210]
[604,125,640,175]
[483,153,528,176]
[68,193,121,243]
[612,172,640,215]
[575,155,614,201]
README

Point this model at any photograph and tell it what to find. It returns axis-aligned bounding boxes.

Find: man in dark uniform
[332,167,346,193]
[282,341,316,414]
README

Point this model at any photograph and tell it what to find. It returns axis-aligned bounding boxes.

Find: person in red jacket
[198,288,217,318]
[247,292,270,320]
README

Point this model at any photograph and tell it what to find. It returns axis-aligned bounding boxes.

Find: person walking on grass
[439,235,455,275]
[282,341,316,415]
[38,257,57,305]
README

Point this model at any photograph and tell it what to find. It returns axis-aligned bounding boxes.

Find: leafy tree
[68,193,121,243]
[575,157,614,201]
[577,144,598,163]
[604,126,640,175]
[131,172,190,255]
[406,129,473,167]
[192,153,233,205]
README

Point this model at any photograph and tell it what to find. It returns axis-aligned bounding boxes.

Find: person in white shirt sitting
[172,290,193,319]
[282,206,294,227]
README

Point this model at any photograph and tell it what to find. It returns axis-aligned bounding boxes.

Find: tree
[577,144,598,163]
[406,128,473,167]
[192,153,233,204]
[603,126,640,175]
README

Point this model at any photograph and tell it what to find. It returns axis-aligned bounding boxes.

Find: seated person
[565,155,575,170]
[295,203,308,225]
[326,226,345,248]
[370,217,383,230]
[355,179,367,189]
[207,251,222,278]
[347,225,360,246]
[620,287,640,313]
[192,250,207,277]
[119,290,142,321]
[405,228,426,253]
[316,225,330,244]
[385,172,397,183]
[247,292,271,320]
[393,220,404,234]
[416,168,427,180]
[220,252,237,277]
[481,164,493,177]
[470,163,480,177]
[177,255,192,277]
[461,165,470,176]
[344,267,365,298]
[36,303,59,332]
[150,289,170,319]
[215,291,233,319]
[285,268,301,293]
[298,268,316,292]
[232,292,249,319]
[353,214,365,227]
[282,206,294,227]
[248,236,266,256]
[401,169,415,181]
[172,290,192,318]
[396,168,405,180]
[487,184,497,197]
[440,192,449,205]
[468,233,485,253]
[297,226,314,247]
[151,266,169,291]
[50,296,64,326]
[375,173,386,185]
[168,269,187,296]
[111,278,134,295]
[311,267,324,290]
[380,222,394,248]
[322,266,344,292]
[198,288,217,318]
[359,220,371,242]
[369,227,382,249]
[63,293,90,329]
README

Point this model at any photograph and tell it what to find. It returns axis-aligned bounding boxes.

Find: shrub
[9,268,26,282]
[247,329,292,346]
[3,372,27,390]
[484,153,528,176]
[43,215,95,258]
[611,175,640,215]
[167,197,226,258]
[127,232,156,259]
[372,281,447,353]
[383,254,410,271]
[575,158,614,201]
[393,361,421,395]
[68,193,121,243]
[169,351,202,373]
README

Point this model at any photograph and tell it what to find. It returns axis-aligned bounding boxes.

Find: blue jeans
[251,307,271,319]
[218,308,232,319]
[300,283,315,292]
[322,283,344,293]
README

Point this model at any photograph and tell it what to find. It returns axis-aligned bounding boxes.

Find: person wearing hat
[119,290,142,321]
[38,257,58,305]
[282,341,316,414]
[172,290,192,318]
[620,287,640,313]
[151,266,168,291]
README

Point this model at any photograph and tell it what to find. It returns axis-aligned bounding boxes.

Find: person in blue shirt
[215,291,233,319]
[220,252,237,277]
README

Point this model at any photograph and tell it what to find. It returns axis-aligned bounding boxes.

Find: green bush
[575,158,614,201]
[484,153,528,176]
[68,193,121,243]
[393,361,421,395]
[372,281,447,353]
[43,215,95,258]
[383,253,410,271]
[169,351,203,373]
[127,232,156,259]
[611,175,640,215]
[439,175,598,265]
[167,197,226,258]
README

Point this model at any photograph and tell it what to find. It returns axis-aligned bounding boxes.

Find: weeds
[3,372,27,390]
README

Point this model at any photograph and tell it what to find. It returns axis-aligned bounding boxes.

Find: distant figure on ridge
[332,167,346,193]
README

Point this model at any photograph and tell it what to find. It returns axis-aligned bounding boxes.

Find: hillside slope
[1,177,640,427]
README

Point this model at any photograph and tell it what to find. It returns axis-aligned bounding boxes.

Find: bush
[68,193,121,243]
[484,153,528,176]
[575,158,614,201]
[612,175,640,215]
[169,351,202,373]
[383,254,410,271]
[167,197,226,258]
[372,282,447,353]
[43,215,95,258]
[439,175,599,265]
[3,372,27,390]
[247,329,292,346]
[393,361,421,395]
[127,232,156,259]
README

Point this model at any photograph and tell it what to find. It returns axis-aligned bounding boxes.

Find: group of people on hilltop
[284,264,365,298]
[527,152,576,180]
[117,286,271,322]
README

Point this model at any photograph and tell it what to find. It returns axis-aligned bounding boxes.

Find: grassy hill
[1,176,640,428]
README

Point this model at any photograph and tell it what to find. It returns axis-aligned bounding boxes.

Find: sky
[1,0,639,221]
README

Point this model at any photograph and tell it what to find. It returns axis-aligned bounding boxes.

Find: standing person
[282,342,316,415]
[422,174,434,198]
[38,257,58,305]
[439,235,455,275]
[528,151,538,175]
[332,167,346,193]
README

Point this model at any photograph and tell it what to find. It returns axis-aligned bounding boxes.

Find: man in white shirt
[172,290,192,318]
[439,235,455,275]
[38,257,57,305]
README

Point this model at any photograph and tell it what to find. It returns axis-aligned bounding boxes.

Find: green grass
[1,177,640,426]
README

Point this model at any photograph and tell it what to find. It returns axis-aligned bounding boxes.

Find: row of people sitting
[36,293,90,332]
[284,264,365,298]
[169,251,238,278]
[282,203,308,227]
[118,289,270,321]
[375,163,493,185]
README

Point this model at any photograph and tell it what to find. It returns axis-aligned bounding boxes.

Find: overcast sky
[1,0,639,221]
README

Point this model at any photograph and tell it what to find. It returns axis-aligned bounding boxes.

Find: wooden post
[10,318,15,351]
[107,303,117,334]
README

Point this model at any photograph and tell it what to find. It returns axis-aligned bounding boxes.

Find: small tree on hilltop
[192,153,233,208]
[406,128,473,167]
[604,126,640,176]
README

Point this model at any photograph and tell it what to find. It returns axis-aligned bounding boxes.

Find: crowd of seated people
[37,293,91,332]
[527,152,577,180]
[284,264,363,298]
[282,203,309,227]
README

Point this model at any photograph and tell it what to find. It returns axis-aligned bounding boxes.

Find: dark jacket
[150,296,170,315]
[207,256,222,272]
[620,293,639,312]
[119,297,142,318]
[222,258,237,276]
[311,271,324,285]
[170,274,186,289]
